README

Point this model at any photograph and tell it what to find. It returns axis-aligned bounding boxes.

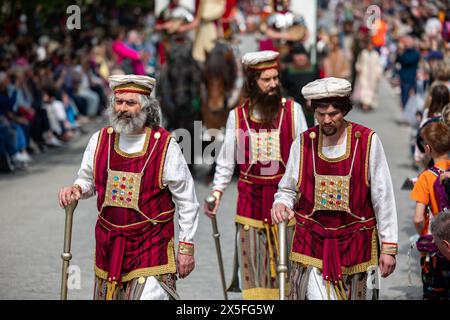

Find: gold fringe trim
[338,280,347,300]
[106,280,118,300]
[326,281,331,300]
[264,223,277,279]
[318,122,352,162]
[235,215,296,229]
[94,238,176,283]
[114,127,151,158]
[242,288,279,300]
[289,228,379,275]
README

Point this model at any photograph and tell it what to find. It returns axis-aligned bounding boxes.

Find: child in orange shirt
[410,122,450,300]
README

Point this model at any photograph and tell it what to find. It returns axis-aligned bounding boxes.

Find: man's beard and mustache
[108,108,147,134]
[252,85,282,124]
[320,125,338,136]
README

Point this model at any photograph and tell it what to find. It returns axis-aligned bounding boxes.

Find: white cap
[242,50,279,69]
[109,75,156,96]
[301,77,352,100]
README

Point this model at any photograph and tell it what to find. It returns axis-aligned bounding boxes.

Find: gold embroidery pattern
[290,100,295,140]
[365,131,374,187]
[313,174,351,212]
[114,127,151,158]
[93,128,105,183]
[318,123,352,162]
[235,108,240,145]
[103,169,143,211]
[242,288,279,300]
[158,135,172,189]
[381,243,398,255]
[289,229,379,275]
[296,134,305,189]
[250,130,281,163]
[94,238,176,283]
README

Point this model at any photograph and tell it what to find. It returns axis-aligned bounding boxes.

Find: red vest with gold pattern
[291,122,378,284]
[235,99,295,226]
[93,126,176,285]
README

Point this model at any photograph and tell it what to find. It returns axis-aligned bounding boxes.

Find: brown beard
[251,85,282,124]
[320,125,338,136]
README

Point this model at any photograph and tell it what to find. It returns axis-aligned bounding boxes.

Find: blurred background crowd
[0,0,449,176]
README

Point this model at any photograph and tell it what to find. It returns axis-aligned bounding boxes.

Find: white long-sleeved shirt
[74,130,199,243]
[273,130,398,245]
[212,101,308,191]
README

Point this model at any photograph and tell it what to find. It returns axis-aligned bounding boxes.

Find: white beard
[109,109,147,134]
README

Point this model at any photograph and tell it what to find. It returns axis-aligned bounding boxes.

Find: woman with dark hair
[427,84,450,119]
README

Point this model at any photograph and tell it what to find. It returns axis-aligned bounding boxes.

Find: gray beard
[109,109,147,134]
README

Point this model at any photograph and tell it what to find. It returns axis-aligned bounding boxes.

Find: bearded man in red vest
[272,77,398,300]
[204,50,308,299]
[58,75,199,300]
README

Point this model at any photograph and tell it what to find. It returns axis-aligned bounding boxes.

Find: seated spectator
[42,87,75,143]
[0,71,32,169]
[73,56,100,117]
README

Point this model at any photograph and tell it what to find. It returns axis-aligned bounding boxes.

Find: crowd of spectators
[0,2,159,173]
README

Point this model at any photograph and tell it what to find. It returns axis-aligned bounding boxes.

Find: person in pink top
[112,28,146,75]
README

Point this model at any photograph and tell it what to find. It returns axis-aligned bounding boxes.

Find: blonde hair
[442,103,450,126]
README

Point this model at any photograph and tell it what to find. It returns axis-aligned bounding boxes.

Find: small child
[410,121,450,300]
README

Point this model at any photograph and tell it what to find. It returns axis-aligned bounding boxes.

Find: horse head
[203,41,238,113]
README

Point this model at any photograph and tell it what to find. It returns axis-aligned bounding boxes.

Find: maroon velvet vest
[291,122,378,283]
[235,99,295,225]
[93,126,176,284]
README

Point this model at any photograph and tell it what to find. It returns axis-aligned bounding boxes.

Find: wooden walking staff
[60,198,78,300]
[205,195,228,300]
[277,211,288,300]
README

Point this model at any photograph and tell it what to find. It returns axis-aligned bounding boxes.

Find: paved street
[0,35,423,300]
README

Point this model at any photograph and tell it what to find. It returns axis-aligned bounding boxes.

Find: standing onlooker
[414,85,449,169]
[323,34,351,80]
[396,36,421,109]
[410,122,450,300]
[281,44,320,127]
[353,40,383,111]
